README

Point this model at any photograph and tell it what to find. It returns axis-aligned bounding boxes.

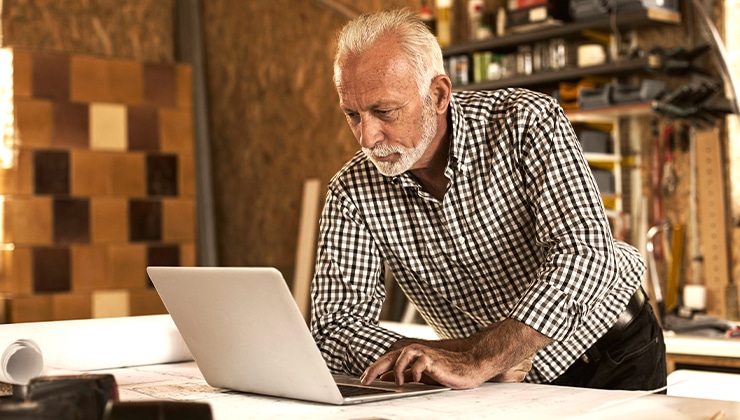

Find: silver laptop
[146,266,449,405]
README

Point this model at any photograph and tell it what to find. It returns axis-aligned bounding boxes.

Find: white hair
[333,8,445,102]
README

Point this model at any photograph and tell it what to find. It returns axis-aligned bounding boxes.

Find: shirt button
[478,277,486,284]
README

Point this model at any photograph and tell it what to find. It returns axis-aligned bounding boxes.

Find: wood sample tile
[90,103,127,151]
[127,105,159,151]
[162,198,195,242]
[108,243,146,289]
[53,197,90,244]
[15,99,52,148]
[71,150,113,196]
[91,197,128,244]
[15,149,34,195]
[7,196,52,245]
[34,149,69,195]
[128,199,161,242]
[32,246,71,293]
[146,153,178,196]
[175,64,192,109]
[32,52,69,101]
[70,55,112,103]
[53,102,89,149]
[12,49,32,99]
[159,108,192,152]
[72,244,110,291]
[0,246,32,294]
[143,63,175,107]
[108,58,143,105]
[53,292,92,320]
[129,289,167,316]
[0,150,32,195]
[179,152,196,197]
[180,243,196,266]
[147,243,180,267]
[8,295,53,323]
[0,167,13,196]
[92,289,130,318]
[111,153,145,197]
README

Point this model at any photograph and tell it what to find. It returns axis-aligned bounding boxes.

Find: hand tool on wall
[665,223,684,314]
[646,222,672,324]
[649,120,664,259]
[646,44,712,77]
[651,81,731,128]
[661,124,677,198]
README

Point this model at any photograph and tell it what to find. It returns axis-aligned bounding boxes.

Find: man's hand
[360,343,536,390]
[361,319,550,390]
[360,344,487,389]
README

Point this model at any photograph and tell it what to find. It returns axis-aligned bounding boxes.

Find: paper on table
[0,338,43,384]
[0,315,192,385]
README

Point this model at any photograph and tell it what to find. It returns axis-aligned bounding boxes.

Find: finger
[409,354,432,383]
[493,370,527,383]
[392,347,426,386]
[491,357,533,383]
[361,353,399,385]
[514,358,533,372]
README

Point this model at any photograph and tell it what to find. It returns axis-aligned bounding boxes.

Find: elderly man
[310,9,666,391]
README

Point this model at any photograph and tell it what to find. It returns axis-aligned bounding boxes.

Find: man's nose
[358,117,383,149]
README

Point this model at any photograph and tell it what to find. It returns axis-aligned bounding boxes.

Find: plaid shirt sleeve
[309,176,403,376]
[501,96,624,342]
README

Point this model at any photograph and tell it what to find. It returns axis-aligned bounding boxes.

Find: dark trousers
[550,300,667,391]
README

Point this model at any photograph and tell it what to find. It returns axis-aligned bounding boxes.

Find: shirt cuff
[508,281,589,342]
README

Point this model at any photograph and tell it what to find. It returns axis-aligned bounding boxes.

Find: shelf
[453,57,649,91]
[583,153,620,163]
[442,9,681,56]
[566,102,655,121]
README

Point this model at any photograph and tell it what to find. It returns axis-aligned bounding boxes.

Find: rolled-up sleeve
[505,100,623,342]
[309,187,403,376]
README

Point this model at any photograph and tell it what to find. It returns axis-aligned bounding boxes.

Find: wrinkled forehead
[335,55,418,108]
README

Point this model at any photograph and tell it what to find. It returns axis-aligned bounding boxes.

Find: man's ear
[430,74,452,114]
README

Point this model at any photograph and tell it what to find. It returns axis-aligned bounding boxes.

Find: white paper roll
[0,338,43,385]
[0,315,192,384]
[683,284,707,310]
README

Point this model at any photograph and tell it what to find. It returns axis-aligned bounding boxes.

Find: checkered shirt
[310,88,645,383]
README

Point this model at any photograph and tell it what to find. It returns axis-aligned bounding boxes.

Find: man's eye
[375,109,397,119]
[345,113,360,122]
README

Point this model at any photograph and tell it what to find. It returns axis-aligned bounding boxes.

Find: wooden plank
[293,178,323,321]
[694,128,731,319]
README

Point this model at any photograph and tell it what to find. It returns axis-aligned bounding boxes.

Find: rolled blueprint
[0,338,43,384]
[0,315,192,384]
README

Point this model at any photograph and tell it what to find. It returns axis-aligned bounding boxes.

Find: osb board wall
[200,0,428,282]
[1,0,174,63]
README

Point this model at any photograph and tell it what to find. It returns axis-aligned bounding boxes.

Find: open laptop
[146,266,449,405]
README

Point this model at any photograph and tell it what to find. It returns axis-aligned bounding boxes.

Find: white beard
[363,103,438,177]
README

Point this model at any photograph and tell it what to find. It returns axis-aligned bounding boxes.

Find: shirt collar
[446,95,472,179]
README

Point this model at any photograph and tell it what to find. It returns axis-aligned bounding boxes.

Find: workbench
[93,361,739,419]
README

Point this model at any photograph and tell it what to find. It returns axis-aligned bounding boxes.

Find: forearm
[469,319,552,378]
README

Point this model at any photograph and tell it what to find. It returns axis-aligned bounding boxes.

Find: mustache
[364,143,403,158]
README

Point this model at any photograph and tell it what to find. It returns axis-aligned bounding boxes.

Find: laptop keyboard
[337,384,396,397]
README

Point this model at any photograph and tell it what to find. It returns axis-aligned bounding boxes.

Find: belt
[597,286,646,347]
